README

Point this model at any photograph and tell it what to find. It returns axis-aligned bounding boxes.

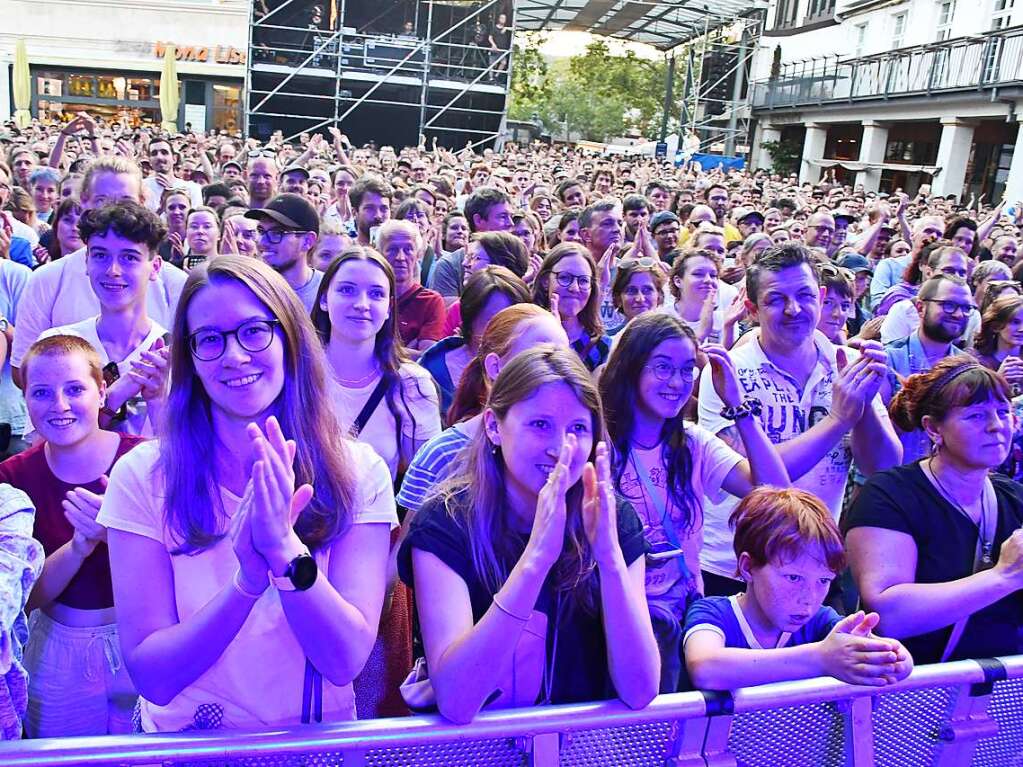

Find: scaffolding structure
[671,13,765,159]
[245,0,513,147]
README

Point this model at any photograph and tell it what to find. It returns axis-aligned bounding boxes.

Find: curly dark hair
[77,201,166,251]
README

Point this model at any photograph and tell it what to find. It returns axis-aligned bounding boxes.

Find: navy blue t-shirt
[684,595,841,650]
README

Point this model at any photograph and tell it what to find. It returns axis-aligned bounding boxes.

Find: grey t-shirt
[428,249,464,298]
[294,269,325,315]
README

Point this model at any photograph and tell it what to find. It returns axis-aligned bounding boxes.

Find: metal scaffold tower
[245,0,513,148]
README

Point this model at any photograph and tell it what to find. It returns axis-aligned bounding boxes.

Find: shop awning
[807,158,941,175]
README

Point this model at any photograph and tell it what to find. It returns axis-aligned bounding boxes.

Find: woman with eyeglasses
[395,198,438,288]
[609,259,665,334]
[531,242,610,372]
[599,313,788,692]
[99,256,396,731]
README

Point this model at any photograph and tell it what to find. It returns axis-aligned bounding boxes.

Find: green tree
[508,32,551,122]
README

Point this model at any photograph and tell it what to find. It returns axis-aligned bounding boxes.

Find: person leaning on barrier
[846,358,1023,665]
[397,346,659,723]
[98,257,396,731]
[683,487,913,690]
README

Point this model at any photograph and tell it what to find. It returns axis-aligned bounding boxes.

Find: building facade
[748,0,1023,202]
[2,0,249,133]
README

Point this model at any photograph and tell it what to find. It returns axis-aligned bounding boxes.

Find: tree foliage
[509,36,691,143]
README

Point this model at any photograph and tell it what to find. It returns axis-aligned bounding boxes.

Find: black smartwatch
[271,552,317,592]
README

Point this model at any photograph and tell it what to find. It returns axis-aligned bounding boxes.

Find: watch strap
[270,550,314,591]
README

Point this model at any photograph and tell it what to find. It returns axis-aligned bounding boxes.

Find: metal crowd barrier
[1,655,1021,766]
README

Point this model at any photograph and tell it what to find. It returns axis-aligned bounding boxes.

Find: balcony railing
[0,655,1021,766]
[752,25,1023,110]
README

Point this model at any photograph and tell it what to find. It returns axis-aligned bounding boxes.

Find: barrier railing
[751,26,1023,110]
[0,655,1021,766]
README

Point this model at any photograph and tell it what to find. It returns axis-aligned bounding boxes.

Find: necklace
[926,458,994,566]
[334,367,380,388]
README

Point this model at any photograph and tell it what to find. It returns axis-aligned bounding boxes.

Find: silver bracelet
[491,593,530,622]
[232,569,264,600]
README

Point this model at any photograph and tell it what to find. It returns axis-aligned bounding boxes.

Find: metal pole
[725,29,747,156]
[680,45,694,128]
[691,17,709,141]
[419,0,435,143]
[333,0,349,133]
[660,52,676,143]
[243,0,255,137]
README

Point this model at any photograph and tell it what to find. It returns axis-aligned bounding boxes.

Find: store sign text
[153,42,246,66]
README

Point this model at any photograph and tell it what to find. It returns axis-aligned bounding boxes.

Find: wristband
[233,569,265,599]
[719,398,763,421]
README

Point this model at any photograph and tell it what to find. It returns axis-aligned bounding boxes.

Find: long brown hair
[439,345,605,611]
[162,256,355,553]
[530,242,604,338]
[974,295,1023,358]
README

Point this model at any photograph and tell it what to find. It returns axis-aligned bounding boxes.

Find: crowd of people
[0,113,1021,739]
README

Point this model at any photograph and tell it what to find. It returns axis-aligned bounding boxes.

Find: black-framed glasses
[922,299,976,316]
[189,319,281,361]
[645,361,696,383]
[257,226,308,244]
[653,226,680,237]
[552,272,592,289]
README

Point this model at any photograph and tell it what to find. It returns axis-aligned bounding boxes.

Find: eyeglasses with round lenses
[189,318,281,361]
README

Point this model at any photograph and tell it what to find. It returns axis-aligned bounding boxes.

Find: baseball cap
[733,207,764,224]
[245,193,319,231]
[837,253,873,274]
[649,211,680,232]
[280,164,310,180]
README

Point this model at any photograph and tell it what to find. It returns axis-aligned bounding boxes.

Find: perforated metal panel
[727,702,848,767]
[557,721,674,767]
[176,755,346,767]
[364,738,526,767]
[974,677,1023,767]
[872,685,959,767]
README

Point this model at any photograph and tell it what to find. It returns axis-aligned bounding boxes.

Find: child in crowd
[601,313,789,691]
[684,487,913,690]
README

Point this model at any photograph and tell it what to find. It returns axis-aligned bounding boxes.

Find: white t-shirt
[11,248,186,369]
[98,438,398,731]
[329,362,442,481]
[142,177,204,212]
[617,424,742,601]
[696,333,890,578]
[40,316,167,436]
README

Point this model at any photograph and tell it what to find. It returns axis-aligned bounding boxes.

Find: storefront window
[36,72,64,97]
[68,74,96,98]
[213,84,242,133]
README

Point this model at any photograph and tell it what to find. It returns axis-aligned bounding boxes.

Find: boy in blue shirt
[684,487,913,690]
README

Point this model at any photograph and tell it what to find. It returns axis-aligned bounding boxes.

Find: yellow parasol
[159,44,180,133]
[12,40,32,129]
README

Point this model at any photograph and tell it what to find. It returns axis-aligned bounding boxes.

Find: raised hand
[525,434,573,572]
[523,253,543,286]
[127,337,170,402]
[548,285,561,320]
[695,285,718,342]
[703,344,742,408]
[581,442,621,568]
[63,478,108,557]
[246,416,315,560]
